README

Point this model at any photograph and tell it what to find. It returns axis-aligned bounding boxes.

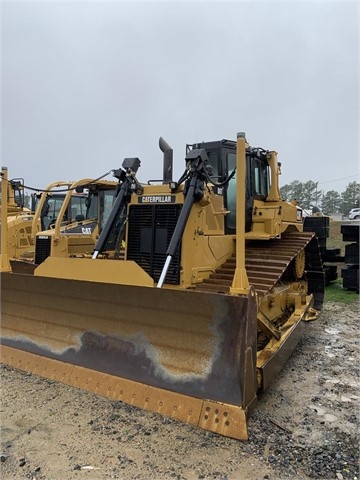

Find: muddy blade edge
[0,272,258,440]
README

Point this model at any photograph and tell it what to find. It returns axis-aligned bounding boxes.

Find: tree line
[21,180,360,217]
[280,180,360,215]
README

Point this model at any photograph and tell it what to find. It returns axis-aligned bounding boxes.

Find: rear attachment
[1,271,258,440]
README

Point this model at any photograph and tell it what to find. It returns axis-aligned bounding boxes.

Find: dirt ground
[1,300,359,480]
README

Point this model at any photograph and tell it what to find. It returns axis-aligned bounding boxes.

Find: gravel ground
[1,300,359,480]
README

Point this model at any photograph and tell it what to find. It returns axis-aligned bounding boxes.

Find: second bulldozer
[0,174,90,273]
[0,133,324,440]
[0,173,39,266]
[33,177,118,266]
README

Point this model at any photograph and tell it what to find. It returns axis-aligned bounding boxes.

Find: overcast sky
[1,0,359,195]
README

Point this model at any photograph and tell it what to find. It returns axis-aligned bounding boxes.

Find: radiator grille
[35,237,51,265]
[127,204,182,284]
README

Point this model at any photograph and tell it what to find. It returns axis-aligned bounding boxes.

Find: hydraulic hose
[157,175,198,288]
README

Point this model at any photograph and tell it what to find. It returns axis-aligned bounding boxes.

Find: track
[196,231,323,302]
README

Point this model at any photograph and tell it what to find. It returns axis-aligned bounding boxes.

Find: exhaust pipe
[159,137,173,183]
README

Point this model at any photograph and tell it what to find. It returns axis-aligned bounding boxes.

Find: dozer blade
[0,271,258,440]
[10,259,37,275]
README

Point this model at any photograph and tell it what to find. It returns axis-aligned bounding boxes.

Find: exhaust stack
[159,137,173,183]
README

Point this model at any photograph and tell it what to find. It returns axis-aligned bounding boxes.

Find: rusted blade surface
[1,272,257,409]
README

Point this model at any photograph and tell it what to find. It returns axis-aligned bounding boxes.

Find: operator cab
[189,139,271,234]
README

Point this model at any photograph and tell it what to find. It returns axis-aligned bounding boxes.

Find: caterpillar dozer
[0,171,92,265]
[0,133,324,440]
[4,172,119,274]
[4,179,90,274]
[0,172,39,269]
[33,177,119,265]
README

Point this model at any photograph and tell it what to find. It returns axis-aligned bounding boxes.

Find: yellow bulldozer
[0,171,39,268]
[0,133,324,440]
[33,177,119,265]
[4,173,118,273]
[2,176,90,274]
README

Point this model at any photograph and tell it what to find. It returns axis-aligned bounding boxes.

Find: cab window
[225,152,236,229]
[253,159,269,198]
